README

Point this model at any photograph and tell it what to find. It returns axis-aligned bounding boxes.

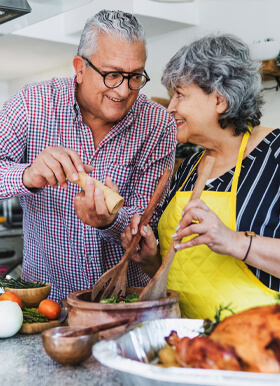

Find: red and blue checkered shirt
[0,76,176,301]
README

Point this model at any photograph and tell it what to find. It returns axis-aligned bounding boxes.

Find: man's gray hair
[77,9,146,58]
[161,34,263,135]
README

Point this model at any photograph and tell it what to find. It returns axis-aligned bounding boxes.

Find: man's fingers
[47,147,83,184]
[84,164,94,173]
[94,187,109,216]
[63,147,85,175]
[84,177,95,209]
[121,214,142,250]
[130,214,141,235]
[105,176,119,193]
[121,227,133,249]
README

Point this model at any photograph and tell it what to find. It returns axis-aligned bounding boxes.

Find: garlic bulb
[0,300,23,338]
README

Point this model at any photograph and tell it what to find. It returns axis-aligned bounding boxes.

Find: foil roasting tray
[92,318,280,386]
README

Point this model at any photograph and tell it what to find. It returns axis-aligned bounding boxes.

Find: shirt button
[88,256,93,262]
[86,225,91,230]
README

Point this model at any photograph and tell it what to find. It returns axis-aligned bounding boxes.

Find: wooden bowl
[67,287,180,340]
[5,284,51,307]
[42,326,97,365]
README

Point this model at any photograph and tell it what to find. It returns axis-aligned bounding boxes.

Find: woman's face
[167,84,223,146]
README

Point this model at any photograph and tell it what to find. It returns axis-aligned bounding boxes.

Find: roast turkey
[165,304,280,373]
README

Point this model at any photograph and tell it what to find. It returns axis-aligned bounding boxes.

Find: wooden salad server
[138,155,215,302]
[90,168,172,302]
[67,171,124,214]
[62,317,136,338]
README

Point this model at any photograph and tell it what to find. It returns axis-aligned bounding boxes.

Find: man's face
[76,33,147,125]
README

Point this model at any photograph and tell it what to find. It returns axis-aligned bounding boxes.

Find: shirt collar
[68,75,81,118]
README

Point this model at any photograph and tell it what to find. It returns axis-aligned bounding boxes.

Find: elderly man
[0,10,176,301]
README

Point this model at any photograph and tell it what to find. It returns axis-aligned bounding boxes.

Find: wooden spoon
[138,155,215,302]
[62,317,136,337]
[90,168,172,302]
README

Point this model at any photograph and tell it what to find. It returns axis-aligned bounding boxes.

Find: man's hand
[121,214,160,277]
[22,146,93,189]
[74,176,119,228]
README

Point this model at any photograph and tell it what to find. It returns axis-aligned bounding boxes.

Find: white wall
[143,0,280,128]
[0,82,9,108]
[1,0,280,127]
[0,64,74,110]
[7,64,74,97]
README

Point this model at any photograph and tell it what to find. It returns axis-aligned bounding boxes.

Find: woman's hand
[172,199,238,256]
[121,214,161,277]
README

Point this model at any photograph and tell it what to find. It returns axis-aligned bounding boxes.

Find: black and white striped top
[162,128,280,292]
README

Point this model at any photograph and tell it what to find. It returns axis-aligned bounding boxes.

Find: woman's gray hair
[77,9,146,59]
[161,34,263,135]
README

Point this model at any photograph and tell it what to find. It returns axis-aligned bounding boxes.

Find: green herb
[200,304,235,336]
[22,307,49,323]
[0,277,47,289]
[100,292,139,304]
[275,293,280,303]
[124,293,139,302]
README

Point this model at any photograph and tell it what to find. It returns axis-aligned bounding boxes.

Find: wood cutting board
[19,301,68,334]
[20,319,61,334]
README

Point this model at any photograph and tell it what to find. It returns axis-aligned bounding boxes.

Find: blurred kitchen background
[1,0,280,279]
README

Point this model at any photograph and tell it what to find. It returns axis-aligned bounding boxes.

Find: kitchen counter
[0,332,123,386]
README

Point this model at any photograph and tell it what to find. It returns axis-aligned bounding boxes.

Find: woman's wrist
[242,231,256,262]
[229,231,256,262]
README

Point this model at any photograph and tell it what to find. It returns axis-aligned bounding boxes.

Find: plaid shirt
[0,77,176,301]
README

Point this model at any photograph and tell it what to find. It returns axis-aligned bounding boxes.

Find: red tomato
[0,291,22,308]
[38,299,61,320]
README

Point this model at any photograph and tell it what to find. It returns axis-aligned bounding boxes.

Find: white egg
[0,300,23,338]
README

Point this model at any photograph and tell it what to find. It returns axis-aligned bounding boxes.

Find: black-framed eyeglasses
[82,56,150,90]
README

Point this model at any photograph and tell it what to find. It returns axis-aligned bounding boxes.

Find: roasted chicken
[166,332,241,371]
[163,304,280,373]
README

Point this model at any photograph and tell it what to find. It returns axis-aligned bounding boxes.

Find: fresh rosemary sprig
[0,277,47,289]
[200,304,235,336]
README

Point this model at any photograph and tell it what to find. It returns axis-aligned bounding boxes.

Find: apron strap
[179,151,205,192]
[178,123,252,193]
[231,124,251,193]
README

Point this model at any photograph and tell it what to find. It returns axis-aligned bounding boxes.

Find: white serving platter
[92,318,280,386]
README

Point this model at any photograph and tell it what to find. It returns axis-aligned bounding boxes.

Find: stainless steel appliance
[0,0,31,25]
[0,197,23,278]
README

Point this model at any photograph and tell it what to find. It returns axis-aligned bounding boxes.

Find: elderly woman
[122,34,280,320]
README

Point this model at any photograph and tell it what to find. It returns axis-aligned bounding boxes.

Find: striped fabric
[0,76,176,302]
[163,129,280,291]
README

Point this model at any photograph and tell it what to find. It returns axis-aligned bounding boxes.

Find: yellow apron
[158,130,279,320]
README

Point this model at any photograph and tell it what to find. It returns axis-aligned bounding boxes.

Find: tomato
[38,299,61,320]
[0,291,22,308]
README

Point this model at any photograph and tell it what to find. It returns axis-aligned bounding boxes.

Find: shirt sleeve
[0,89,38,199]
[98,113,177,245]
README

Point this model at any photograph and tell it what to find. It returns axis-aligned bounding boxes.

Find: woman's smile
[175,119,186,127]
